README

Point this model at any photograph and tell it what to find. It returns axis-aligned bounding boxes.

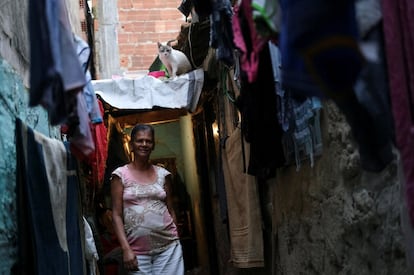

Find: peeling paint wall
[0,1,43,272]
[0,0,30,86]
[0,58,58,274]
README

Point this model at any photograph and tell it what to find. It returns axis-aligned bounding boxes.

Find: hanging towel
[221,127,264,268]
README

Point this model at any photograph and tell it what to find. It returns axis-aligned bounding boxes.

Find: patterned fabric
[111,165,179,255]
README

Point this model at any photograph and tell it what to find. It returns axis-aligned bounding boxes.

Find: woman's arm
[110,175,138,271]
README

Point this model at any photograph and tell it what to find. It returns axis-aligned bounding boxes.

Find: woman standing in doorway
[110,124,184,274]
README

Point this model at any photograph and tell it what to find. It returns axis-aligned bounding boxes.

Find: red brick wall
[118,0,187,73]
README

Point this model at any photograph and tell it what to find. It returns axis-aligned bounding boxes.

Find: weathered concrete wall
[95,0,122,79]
[268,101,410,274]
[1,1,36,272]
[0,0,30,86]
[0,57,57,274]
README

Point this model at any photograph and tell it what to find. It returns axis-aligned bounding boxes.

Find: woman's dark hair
[130,124,155,141]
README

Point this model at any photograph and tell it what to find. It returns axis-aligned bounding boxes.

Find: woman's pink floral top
[111,164,179,255]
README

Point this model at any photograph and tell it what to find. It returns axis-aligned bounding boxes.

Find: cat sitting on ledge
[157,41,192,78]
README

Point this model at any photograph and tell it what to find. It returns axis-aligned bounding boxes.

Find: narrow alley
[1,1,414,275]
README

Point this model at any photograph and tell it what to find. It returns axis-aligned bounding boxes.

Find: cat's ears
[157,40,174,47]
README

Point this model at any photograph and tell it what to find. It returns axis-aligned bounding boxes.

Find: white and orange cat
[157,41,192,78]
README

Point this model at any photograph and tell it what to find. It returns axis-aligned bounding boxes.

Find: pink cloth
[148,71,166,78]
[382,0,414,226]
[111,165,179,255]
[232,0,268,83]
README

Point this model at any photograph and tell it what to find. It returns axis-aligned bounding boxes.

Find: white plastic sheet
[92,69,204,112]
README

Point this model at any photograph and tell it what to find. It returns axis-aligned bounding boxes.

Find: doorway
[95,113,213,274]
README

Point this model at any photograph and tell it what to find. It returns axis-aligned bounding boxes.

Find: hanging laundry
[279,0,363,99]
[268,41,290,132]
[210,0,235,67]
[60,35,103,163]
[279,0,394,172]
[269,41,323,170]
[61,91,96,160]
[353,0,395,172]
[235,43,285,180]
[233,0,268,83]
[382,0,414,227]
[83,216,99,275]
[89,99,109,189]
[251,0,281,38]
[221,127,264,268]
[74,34,103,124]
[28,0,86,125]
[281,96,323,170]
[15,118,85,274]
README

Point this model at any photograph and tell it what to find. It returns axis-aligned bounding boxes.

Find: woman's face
[130,129,154,158]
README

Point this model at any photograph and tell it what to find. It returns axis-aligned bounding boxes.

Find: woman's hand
[123,247,139,271]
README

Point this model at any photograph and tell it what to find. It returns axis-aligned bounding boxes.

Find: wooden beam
[112,108,188,128]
